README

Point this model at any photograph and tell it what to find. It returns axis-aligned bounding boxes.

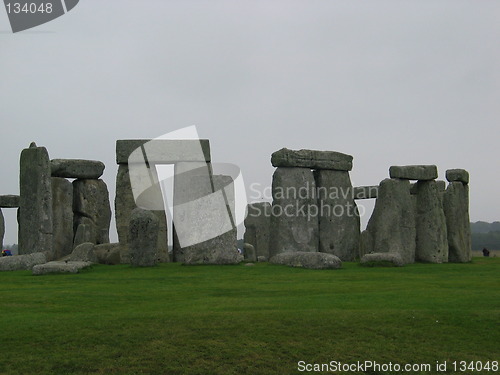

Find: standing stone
[129,208,159,267]
[269,167,318,258]
[314,170,360,261]
[243,243,256,262]
[173,165,238,264]
[73,179,111,245]
[243,202,271,259]
[19,144,53,255]
[115,164,168,263]
[415,180,448,263]
[364,178,416,264]
[51,177,73,259]
[73,223,94,249]
[0,208,4,250]
[444,181,471,262]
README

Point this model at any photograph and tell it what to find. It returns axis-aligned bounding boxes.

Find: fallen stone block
[32,261,92,275]
[389,165,438,181]
[94,243,122,265]
[446,169,469,184]
[360,253,404,267]
[0,252,47,271]
[271,148,353,171]
[0,195,20,208]
[270,251,342,270]
[68,242,98,263]
[183,247,243,265]
[51,159,105,179]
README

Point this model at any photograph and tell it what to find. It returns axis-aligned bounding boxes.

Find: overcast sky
[1,0,499,245]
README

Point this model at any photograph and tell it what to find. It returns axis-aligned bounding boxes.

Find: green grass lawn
[0,258,498,375]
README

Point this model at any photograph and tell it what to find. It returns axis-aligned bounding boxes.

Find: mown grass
[0,258,498,375]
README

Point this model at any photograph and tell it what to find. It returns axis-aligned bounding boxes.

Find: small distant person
[2,249,12,256]
[482,248,490,257]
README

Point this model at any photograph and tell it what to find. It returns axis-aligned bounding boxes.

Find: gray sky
[1,0,499,245]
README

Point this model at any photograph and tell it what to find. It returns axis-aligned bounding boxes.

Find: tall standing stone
[51,177,74,259]
[114,164,168,263]
[314,170,360,261]
[0,208,4,250]
[173,166,238,264]
[73,179,111,245]
[269,167,318,257]
[19,144,53,255]
[129,208,159,267]
[444,169,471,263]
[244,202,271,259]
[364,178,416,264]
[415,180,448,263]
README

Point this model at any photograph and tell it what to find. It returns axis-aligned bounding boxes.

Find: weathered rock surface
[364,178,416,264]
[353,186,378,200]
[0,252,47,271]
[51,159,105,179]
[173,163,235,263]
[115,164,168,262]
[183,247,243,265]
[0,195,20,208]
[52,177,74,259]
[257,256,267,262]
[314,170,360,261]
[271,148,353,171]
[68,242,97,263]
[269,167,319,257]
[389,165,438,181]
[94,243,122,265]
[32,261,92,275]
[73,223,94,249]
[270,251,342,270]
[0,208,4,250]
[19,144,53,255]
[243,243,256,262]
[444,182,471,263]
[129,208,159,267]
[360,253,404,267]
[73,179,111,245]
[116,139,211,164]
[446,169,469,184]
[244,202,271,259]
[415,180,448,263]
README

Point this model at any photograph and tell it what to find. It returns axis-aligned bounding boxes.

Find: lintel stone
[51,159,105,179]
[271,148,353,171]
[446,169,469,184]
[116,139,211,165]
[0,195,20,208]
[389,165,438,180]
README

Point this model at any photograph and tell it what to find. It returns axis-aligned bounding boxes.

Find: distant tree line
[471,222,500,250]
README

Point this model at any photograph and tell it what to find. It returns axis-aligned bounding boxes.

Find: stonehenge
[129,208,160,267]
[1,139,473,273]
[268,148,359,261]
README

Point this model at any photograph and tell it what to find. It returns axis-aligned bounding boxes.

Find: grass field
[0,258,498,375]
